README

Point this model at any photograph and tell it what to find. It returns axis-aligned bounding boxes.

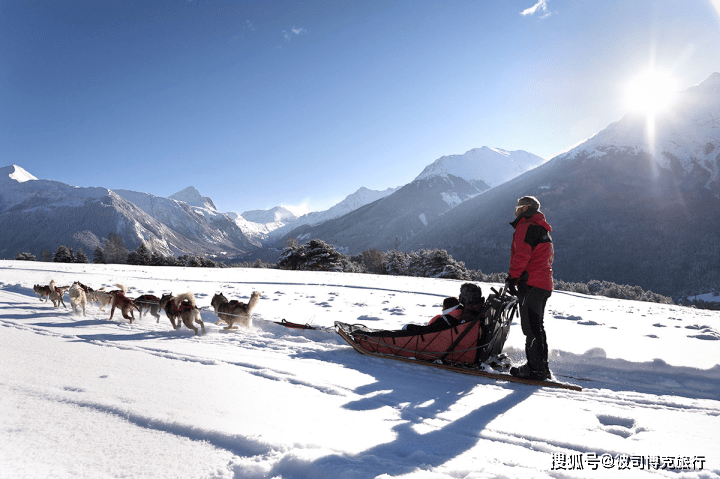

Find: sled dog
[49,280,68,308]
[88,284,125,312]
[159,292,205,336]
[33,284,52,302]
[69,283,87,316]
[211,291,261,329]
[135,294,161,321]
[108,290,140,323]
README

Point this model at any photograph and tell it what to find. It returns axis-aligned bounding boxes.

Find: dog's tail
[50,279,56,290]
[174,292,197,308]
[246,291,261,314]
[115,284,128,293]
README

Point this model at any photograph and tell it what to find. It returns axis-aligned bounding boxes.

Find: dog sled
[335,286,516,367]
[335,286,582,391]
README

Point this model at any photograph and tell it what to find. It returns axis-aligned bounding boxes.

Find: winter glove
[504,276,519,296]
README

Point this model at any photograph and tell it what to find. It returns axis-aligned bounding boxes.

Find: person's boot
[510,363,551,380]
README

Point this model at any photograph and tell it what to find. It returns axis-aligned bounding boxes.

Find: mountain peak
[555,71,720,178]
[1,165,38,185]
[168,186,217,210]
[414,147,545,187]
[241,206,298,224]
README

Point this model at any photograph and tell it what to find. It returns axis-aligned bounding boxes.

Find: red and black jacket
[509,211,554,291]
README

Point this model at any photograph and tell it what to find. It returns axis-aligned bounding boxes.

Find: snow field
[1,260,718,478]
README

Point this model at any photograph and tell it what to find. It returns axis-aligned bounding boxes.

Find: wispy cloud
[283,26,307,41]
[520,0,551,18]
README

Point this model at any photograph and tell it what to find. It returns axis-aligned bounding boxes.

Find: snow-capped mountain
[0,162,404,259]
[0,165,37,185]
[556,71,720,193]
[0,174,201,259]
[168,186,217,211]
[262,186,400,241]
[404,72,720,297]
[225,187,401,246]
[240,206,298,226]
[276,147,544,254]
[112,189,257,251]
[0,168,259,260]
[415,147,546,187]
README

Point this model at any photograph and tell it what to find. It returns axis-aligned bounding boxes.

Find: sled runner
[335,287,582,392]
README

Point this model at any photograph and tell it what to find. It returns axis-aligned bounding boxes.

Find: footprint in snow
[63,386,85,393]
[597,414,640,439]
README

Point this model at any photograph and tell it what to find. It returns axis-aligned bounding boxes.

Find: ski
[336,327,583,392]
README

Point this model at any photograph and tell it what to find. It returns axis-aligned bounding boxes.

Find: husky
[88,284,125,312]
[134,294,161,322]
[69,283,87,316]
[48,280,68,308]
[33,284,52,302]
[108,290,140,323]
[211,291,261,329]
[73,281,95,294]
[158,292,205,336]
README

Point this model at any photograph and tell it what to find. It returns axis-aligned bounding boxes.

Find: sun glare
[625,70,678,115]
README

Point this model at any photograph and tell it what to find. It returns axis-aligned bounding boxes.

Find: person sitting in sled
[403,296,463,331]
[505,195,554,381]
[457,283,485,323]
[427,296,463,326]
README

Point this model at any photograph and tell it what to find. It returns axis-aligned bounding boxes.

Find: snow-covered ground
[1,261,718,478]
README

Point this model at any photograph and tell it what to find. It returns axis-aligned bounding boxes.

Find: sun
[625,70,678,115]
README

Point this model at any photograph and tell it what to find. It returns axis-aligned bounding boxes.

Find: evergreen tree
[93,246,106,264]
[104,233,128,264]
[15,252,36,261]
[136,243,151,265]
[75,248,89,264]
[278,238,302,270]
[127,243,151,265]
[384,250,409,276]
[278,239,345,271]
[149,251,166,266]
[53,245,73,263]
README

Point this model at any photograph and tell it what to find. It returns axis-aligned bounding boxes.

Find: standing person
[505,196,554,380]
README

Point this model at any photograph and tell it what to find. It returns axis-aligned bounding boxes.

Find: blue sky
[2,0,720,215]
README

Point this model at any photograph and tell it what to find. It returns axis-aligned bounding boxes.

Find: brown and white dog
[34,280,68,307]
[33,284,52,302]
[87,284,125,312]
[35,280,68,308]
[211,291,261,329]
[159,292,205,336]
[108,289,140,323]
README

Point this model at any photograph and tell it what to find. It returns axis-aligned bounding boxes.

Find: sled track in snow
[4,288,720,411]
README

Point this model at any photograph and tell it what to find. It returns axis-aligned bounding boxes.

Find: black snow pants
[517,284,552,372]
